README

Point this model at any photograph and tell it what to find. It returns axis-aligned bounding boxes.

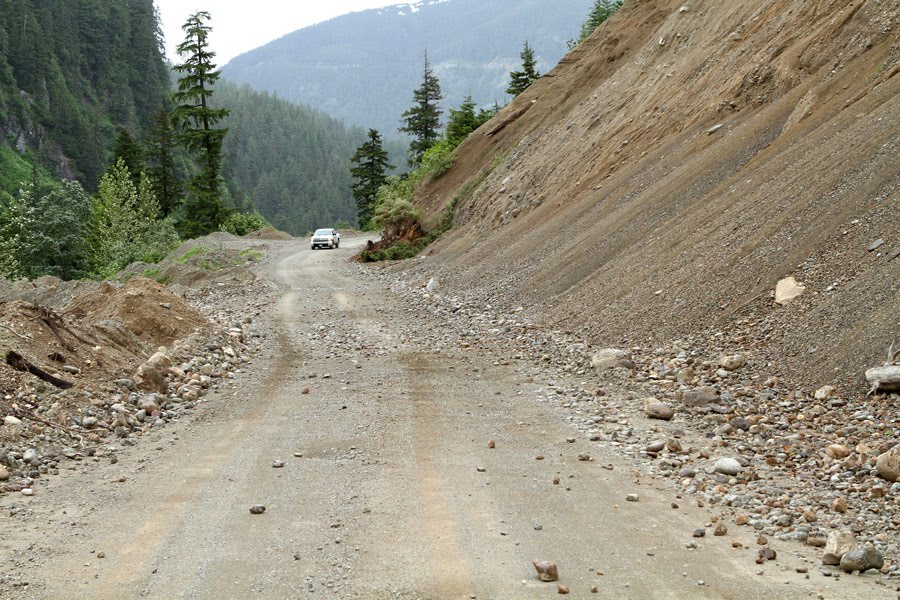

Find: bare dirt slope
[415,0,899,393]
[1,239,892,599]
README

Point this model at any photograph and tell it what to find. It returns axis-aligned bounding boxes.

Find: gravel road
[1,238,892,599]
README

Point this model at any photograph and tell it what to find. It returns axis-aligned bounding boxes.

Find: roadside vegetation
[352,2,621,262]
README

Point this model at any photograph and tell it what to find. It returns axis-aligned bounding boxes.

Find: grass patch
[238,248,264,262]
[175,246,208,264]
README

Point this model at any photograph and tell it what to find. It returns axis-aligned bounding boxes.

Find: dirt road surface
[1,238,893,599]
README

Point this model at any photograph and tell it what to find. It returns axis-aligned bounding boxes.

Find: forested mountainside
[0,0,170,192]
[214,82,405,235]
[222,0,593,133]
[413,0,899,390]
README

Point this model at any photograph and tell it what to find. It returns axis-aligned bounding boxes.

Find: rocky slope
[413,0,899,395]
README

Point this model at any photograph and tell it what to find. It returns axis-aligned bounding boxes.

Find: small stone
[666,439,682,453]
[814,386,836,400]
[0,465,9,481]
[626,494,639,502]
[646,441,666,453]
[249,504,266,515]
[578,454,591,462]
[533,560,559,582]
[557,584,570,595]
[644,401,675,420]
[21,488,34,496]
[875,446,900,482]
[735,514,749,525]
[272,460,285,468]
[714,458,742,476]
[756,536,768,546]
[714,524,728,536]
[590,349,634,371]
[682,386,718,407]
[825,444,850,459]
[692,528,706,538]
[832,497,848,513]
[758,547,776,562]
[3,415,23,426]
[487,440,495,449]
[868,239,885,252]
[719,354,746,371]
[301,387,311,395]
[840,544,884,573]
[97,552,106,559]
[591,586,598,593]
[476,467,486,473]
[807,536,826,548]
[774,277,805,305]
[732,541,743,549]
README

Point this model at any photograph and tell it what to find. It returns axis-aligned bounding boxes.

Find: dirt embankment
[415,0,899,393]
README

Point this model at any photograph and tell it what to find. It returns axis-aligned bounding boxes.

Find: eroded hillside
[416,0,900,392]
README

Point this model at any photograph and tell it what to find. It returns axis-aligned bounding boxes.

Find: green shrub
[219,211,268,236]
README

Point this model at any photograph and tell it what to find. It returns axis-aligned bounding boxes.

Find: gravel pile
[378,266,899,577]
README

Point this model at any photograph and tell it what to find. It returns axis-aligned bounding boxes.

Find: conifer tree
[172,11,230,237]
[146,107,183,216]
[400,51,443,167]
[350,129,393,227]
[89,159,178,277]
[578,0,623,44]
[112,128,146,187]
[445,95,479,145]
[506,41,541,97]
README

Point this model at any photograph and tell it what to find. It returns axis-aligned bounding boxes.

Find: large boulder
[134,351,173,394]
[590,349,634,372]
[822,531,857,566]
[840,543,884,573]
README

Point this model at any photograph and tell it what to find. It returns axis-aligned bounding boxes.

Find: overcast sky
[155,1,401,64]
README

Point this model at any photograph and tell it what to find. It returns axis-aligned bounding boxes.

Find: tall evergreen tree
[506,41,541,97]
[172,11,230,237]
[350,129,393,227]
[445,95,478,146]
[399,51,443,167]
[146,107,183,216]
[112,128,146,187]
[578,0,623,44]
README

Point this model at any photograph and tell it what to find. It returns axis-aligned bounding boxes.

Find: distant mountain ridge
[222,0,593,133]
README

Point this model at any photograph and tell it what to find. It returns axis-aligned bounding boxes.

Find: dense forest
[213,82,402,235]
[223,0,593,133]
[0,0,170,193]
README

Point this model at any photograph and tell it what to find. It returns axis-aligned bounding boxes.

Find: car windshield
[314,229,332,236]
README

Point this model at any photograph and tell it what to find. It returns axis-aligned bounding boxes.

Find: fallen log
[5,350,74,389]
[866,365,900,393]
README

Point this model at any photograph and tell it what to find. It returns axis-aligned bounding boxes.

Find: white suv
[310,228,340,250]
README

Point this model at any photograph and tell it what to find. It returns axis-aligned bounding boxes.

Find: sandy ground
[0,238,893,599]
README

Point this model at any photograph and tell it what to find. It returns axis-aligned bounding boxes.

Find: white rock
[591,348,634,371]
[814,385,836,400]
[774,277,805,305]
[3,415,23,427]
[425,277,439,292]
[714,458,742,476]
[823,531,857,565]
